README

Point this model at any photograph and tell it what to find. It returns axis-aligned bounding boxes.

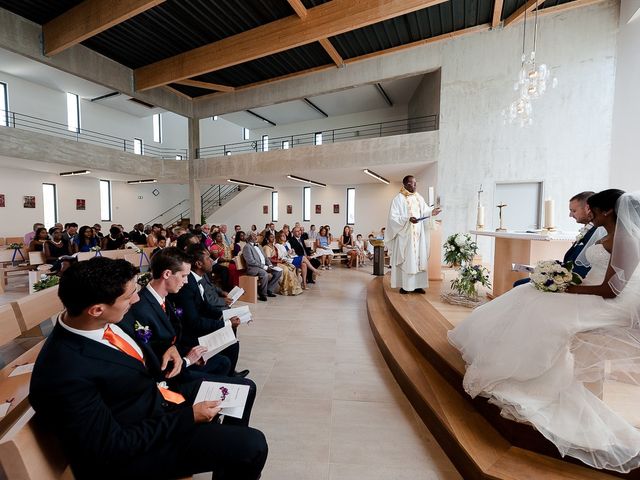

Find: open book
[223,305,252,324]
[227,286,245,306]
[198,325,237,362]
[194,381,250,419]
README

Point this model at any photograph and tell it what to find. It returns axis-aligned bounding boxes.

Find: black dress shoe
[267,292,276,297]
[307,280,316,284]
[234,369,250,378]
[258,295,268,301]
[414,288,426,294]
[399,288,409,294]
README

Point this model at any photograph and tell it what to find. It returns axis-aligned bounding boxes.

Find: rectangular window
[271,191,279,222]
[346,187,355,225]
[0,82,8,127]
[212,115,218,121]
[314,132,322,145]
[243,127,250,140]
[262,135,269,152]
[42,183,58,227]
[153,113,162,143]
[282,140,290,150]
[225,151,231,156]
[100,180,112,221]
[66,92,80,133]
[175,154,183,160]
[303,187,311,222]
[134,138,143,155]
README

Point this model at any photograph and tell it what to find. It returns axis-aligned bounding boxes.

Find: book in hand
[227,286,245,306]
[512,263,535,273]
[198,325,237,362]
[270,265,283,272]
[194,381,250,419]
[223,305,252,324]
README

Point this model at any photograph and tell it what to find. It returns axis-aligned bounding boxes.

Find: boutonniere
[134,321,152,343]
[174,307,183,319]
[575,224,591,244]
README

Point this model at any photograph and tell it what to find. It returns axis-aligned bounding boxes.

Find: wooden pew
[0,248,32,294]
[11,286,63,333]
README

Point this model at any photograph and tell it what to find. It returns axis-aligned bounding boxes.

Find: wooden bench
[239,275,258,304]
[0,248,32,294]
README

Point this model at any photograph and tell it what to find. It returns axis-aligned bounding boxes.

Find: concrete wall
[408,69,441,131]
[610,0,640,191]
[0,165,189,235]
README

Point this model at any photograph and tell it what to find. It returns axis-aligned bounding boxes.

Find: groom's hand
[409,217,418,224]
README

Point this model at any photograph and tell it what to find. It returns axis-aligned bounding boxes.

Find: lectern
[370,240,386,276]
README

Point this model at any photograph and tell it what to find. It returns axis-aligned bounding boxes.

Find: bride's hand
[565,285,579,294]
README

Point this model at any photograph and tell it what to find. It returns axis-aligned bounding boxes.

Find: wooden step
[367,277,624,480]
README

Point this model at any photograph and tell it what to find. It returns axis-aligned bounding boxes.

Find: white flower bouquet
[531,260,582,292]
[443,233,478,267]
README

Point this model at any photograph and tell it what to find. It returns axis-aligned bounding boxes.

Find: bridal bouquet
[443,233,478,267]
[531,260,582,292]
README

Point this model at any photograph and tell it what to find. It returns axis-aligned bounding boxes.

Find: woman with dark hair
[101,225,126,250]
[262,231,302,296]
[28,227,49,252]
[233,231,246,257]
[44,227,70,263]
[339,225,357,268]
[315,226,333,269]
[449,189,640,473]
[71,226,98,253]
[209,231,239,290]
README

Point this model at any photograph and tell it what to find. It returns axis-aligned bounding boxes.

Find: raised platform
[367,275,637,479]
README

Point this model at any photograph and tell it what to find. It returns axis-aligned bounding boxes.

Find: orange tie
[103,326,185,404]
[161,302,166,312]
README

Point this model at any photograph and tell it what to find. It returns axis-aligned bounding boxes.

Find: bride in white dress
[448,189,640,473]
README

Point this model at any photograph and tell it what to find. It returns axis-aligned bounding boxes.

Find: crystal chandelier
[503,8,557,127]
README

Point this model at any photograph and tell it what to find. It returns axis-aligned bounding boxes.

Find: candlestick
[476,205,485,230]
[496,203,507,231]
[428,187,435,206]
[543,198,556,231]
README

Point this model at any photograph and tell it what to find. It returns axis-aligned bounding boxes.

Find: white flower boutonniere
[575,224,592,244]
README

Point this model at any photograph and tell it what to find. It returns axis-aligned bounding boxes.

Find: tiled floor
[0,266,462,480]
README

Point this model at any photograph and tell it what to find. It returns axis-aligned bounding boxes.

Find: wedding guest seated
[24,222,44,245]
[242,232,282,302]
[262,231,302,296]
[101,225,126,250]
[31,257,267,480]
[250,224,258,235]
[62,222,78,243]
[169,244,249,378]
[339,226,358,268]
[44,227,71,264]
[93,223,104,240]
[308,224,318,242]
[366,234,375,261]
[282,228,320,289]
[28,226,49,252]
[354,234,367,265]
[146,223,162,247]
[176,232,201,251]
[315,226,334,270]
[209,231,240,290]
[128,222,147,244]
[72,225,98,253]
[151,236,167,258]
[234,225,242,233]
[220,224,233,248]
[233,231,247,257]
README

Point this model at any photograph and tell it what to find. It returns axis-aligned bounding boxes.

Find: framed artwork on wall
[263,205,268,214]
[315,204,321,214]
[333,204,340,214]
[0,194,4,208]
[286,205,293,214]
[76,199,86,210]
[23,196,35,208]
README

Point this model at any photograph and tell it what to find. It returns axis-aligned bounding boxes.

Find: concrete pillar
[188,117,202,224]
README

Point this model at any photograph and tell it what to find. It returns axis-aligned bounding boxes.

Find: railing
[1,109,188,160]
[197,114,438,158]
[145,184,241,226]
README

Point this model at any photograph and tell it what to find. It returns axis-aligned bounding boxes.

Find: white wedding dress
[448,244,640,472]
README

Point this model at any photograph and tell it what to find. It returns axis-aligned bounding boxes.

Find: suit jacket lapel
[140,288,173,333]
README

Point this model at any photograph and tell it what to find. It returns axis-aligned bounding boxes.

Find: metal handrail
[1,109,188,160]
[197,114,438,158]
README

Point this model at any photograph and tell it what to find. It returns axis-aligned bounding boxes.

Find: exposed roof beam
[174,79,235,92]
[375,83,393,106]
[319,38,344,67]
[286,0,308,19]
[246,110,276,126]
[43,0,165,56]
[504,0,545,27]
[164,85,193,100]
[135,0,447,91]
[303,98,329,118]
[492,0,504,27]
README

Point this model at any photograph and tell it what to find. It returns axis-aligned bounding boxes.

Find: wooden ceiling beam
[43,0,165,56]
[286,0,308,19]
[174,79,235,92]
[503,0,545,27]
[134,0,447,91]
[319,38,344,67]
[492,0,505,27]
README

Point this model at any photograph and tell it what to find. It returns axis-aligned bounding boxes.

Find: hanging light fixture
[503,7,557,127]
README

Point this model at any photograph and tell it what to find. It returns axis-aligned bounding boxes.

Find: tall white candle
[544,199,555,228]
[477,205,485,226]
[428,187,435,206]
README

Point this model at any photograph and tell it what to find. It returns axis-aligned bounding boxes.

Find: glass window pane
[262,135,269,152]
[100,180,112,221]
[42,183,57,228]
[243,128,250,140]
[0,82,7,127]
[153,113,162,143]
[134,138,143,155]
[282,140,290,150]
[272,191,279,222]
[314,132,322,145]
[347,188,355,225]
[303,187,311,222]
[66,92,79,132]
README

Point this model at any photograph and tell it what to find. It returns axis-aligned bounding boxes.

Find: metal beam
[303,98,328,118]
[246,110,276,126]
[375,83,393,106]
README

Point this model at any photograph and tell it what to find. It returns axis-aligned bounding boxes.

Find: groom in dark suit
[29,257,267,480]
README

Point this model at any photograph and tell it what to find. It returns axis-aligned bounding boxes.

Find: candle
[544,199,555,229]
[428,187,435,206]
[477,205,485,227]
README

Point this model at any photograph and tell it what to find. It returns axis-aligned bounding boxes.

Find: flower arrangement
[531,260,582,292]
[450,265,491,299]
[33,274,60,292]
[134,321,152,343]
[443,233,478,267]
[6,243,23,250]
[90,245,101,252]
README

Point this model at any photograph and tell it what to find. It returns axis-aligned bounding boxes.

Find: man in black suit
[30,257,267,480]
[168,244,249,377]
[289,226,321,284]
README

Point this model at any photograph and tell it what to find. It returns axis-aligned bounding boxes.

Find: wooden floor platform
[367,275,638,480]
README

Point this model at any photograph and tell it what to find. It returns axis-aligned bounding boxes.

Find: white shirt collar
[146,284,164,305]
[191,271,203,283]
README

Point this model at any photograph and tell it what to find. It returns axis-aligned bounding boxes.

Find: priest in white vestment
[386,176,441,293]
